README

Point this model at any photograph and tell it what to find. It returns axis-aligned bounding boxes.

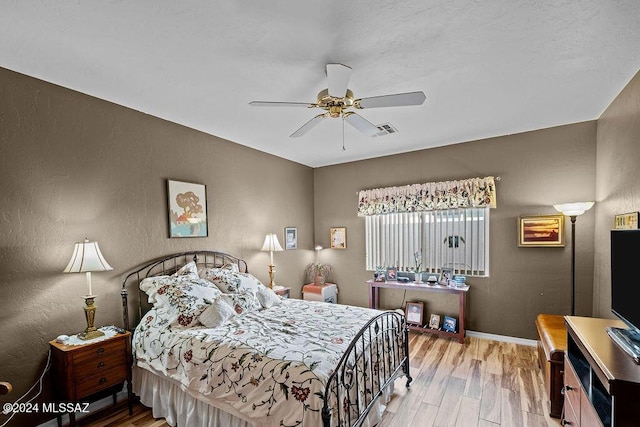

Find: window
[365,208,489,276]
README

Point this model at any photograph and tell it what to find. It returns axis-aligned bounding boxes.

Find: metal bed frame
[121,251,412,427]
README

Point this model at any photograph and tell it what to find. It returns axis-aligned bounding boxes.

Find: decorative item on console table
[440,267,453,286]
[425,273,440,285]
[413,251,422,283]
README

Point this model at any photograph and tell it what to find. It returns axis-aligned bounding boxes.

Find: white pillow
[199,296,237,328]
[255,286,282,308]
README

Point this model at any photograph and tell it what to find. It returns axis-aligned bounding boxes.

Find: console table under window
[366,279,469,343]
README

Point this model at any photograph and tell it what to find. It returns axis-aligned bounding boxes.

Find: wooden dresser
[50,331,132,426]
[564,316,640,427]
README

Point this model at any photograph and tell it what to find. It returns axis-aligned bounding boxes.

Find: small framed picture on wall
[284,227,297,250]
[330,227,347,249]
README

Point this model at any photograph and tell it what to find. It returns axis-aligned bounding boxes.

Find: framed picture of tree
[167,179,208,238]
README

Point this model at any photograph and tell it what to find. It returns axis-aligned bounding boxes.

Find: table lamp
[63,238,113,340]
[261,233,283,288]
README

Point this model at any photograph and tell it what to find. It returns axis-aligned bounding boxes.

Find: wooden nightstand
[49,331,132,427]
[273,286,291,298]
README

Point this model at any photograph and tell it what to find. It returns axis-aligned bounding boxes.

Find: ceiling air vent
[373,123,398,137]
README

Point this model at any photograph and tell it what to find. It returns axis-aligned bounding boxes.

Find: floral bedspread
[133,299,386,427]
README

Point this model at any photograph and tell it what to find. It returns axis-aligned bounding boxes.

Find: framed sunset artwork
[518,214,565,247]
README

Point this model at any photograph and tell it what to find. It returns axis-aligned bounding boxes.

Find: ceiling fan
[249,63,426,138]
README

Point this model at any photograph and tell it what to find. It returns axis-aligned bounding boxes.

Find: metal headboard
[120,251,248,331]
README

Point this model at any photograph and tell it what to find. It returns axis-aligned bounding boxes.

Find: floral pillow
[220,291,262,316]
[140,275,179,304]
[199,268,281,308]
[199,267,241,293]
[142,277,222,328]
[140,261,203,304]
[173,261,199,280]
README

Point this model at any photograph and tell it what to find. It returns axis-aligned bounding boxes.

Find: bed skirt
[133,364,392,427]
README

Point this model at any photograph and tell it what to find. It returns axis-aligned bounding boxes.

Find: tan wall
[593,70,640,318]
[0,67,314,424]
[314,122,597,339]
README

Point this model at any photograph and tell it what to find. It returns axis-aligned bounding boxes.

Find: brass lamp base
[267,264,276,289]
[79,295,104,341]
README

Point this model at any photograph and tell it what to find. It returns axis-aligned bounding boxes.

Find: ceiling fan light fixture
[249,63,426,138]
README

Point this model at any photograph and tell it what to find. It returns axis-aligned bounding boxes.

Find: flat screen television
[608,229,640,363]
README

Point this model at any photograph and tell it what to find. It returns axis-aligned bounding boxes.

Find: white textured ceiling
[2,1,640,167]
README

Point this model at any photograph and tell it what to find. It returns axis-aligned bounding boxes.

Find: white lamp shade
[63,239,113,273]
[261,233,284,252]
[553,202,595,217]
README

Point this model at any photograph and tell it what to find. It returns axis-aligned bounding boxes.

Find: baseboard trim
[37,387,129,427]
[466,330,537,347]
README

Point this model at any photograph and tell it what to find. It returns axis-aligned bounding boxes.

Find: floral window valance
[357,176,497,216]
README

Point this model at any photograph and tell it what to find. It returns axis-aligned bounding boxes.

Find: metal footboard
[322,310,412,427]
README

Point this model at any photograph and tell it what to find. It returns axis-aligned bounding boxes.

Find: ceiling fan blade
[249,101,316,108]
[344,112,379,137]
[357,91,426,109]
[326,63,352,98]
[290,114,327,138]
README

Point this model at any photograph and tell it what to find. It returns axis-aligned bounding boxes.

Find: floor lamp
[553,202,594,315]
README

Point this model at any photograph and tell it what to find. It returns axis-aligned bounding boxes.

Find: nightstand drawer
[72,337,126,366]
[73,351,126,378]
[75,365,128,397]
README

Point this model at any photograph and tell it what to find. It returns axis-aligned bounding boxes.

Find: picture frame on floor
[405,302,424,325]
[443,316,457,333]
[428,314,440,329]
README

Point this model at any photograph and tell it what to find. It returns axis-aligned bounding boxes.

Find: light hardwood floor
[82,332,561,427]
